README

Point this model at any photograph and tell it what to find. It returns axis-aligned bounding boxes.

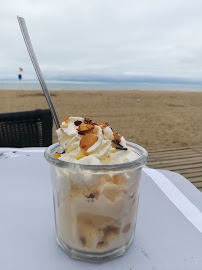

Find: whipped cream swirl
[55,116,139,165]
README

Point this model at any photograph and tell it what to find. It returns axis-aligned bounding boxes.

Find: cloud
[0,0,202,82]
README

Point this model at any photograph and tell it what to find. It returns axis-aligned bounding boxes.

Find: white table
[0,148,202,270]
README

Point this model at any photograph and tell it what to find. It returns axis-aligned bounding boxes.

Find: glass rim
[44,142,148,171]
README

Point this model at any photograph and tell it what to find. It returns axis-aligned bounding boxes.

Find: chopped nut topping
[53,153,61,158]
[58,116,129,157]
[74,120,82,126]
[84,117,92,124]
[102,122,109,127]
[115,146,128,150]
[86,124,94,130]
[112,139,120,146]
[77,123,94,135]
[112,139,128,150]
[113,132,121,142]
[96,122,109,129]
[80,133,98,152]
[63,116,69,123]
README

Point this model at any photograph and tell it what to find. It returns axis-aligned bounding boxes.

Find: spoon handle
[17,16,60,129]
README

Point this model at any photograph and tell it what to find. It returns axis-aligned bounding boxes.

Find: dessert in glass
[45,116,148,262]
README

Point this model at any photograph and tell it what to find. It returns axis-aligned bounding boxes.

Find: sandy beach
[0,90,201,150]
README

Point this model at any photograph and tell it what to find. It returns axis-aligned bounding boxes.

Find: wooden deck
[147,147,202,192]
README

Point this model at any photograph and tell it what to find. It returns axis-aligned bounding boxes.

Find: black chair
[0,109,53,147]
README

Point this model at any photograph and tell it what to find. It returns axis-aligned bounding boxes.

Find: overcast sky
[0,0,202,82]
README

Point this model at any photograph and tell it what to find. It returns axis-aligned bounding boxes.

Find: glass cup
[45,142,148,262]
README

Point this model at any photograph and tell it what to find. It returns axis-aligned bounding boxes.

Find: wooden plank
[149,152,202,160]
[149,151,199,157]
[192,182,202,188]
[148,163,202,170]
[148,153,202,160]
[148,147,201,153]
[148,157,201,163]
[148,160,202,167]
[147,147,202,192]
[189,178,202,183]
[169,168,202,174]
[187,176,202,182]
[181,172,202,178]
[147,155,202,164]
[147,157,202,166]
[148,150,200,157]
[148,157,202,164]
[150,165,202,171]
[148,155,202,161]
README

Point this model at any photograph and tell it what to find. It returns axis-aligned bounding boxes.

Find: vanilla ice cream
[46,116,147,260]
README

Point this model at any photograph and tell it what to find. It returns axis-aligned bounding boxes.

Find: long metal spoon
[17,16,60,129]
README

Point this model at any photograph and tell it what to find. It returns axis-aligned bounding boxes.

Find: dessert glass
[45,141,148,262]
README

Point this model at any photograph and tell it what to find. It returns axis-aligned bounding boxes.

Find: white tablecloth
[0,148,202,270]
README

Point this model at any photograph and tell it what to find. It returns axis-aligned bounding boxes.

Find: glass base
[56,232,135,263]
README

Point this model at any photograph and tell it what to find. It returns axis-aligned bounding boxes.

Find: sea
[0,81,202,92]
